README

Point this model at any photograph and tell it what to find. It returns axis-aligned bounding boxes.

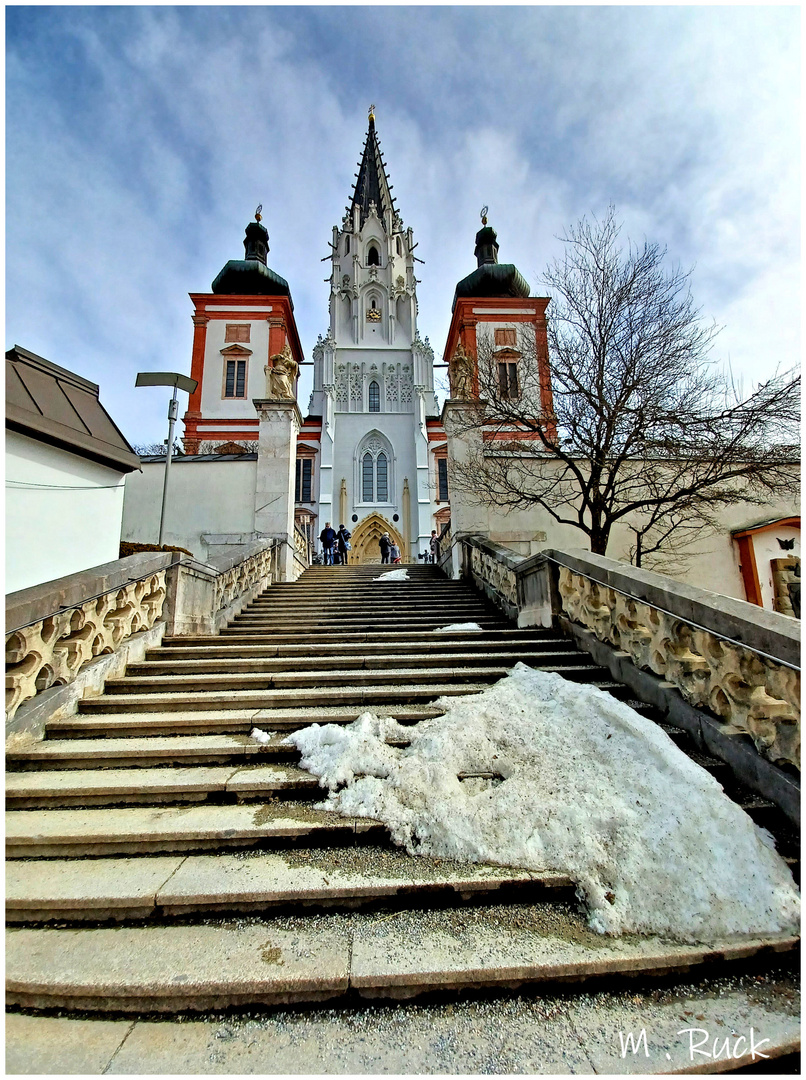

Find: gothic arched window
[345,235,350,255]
[358,434,393,503]
[368,380,380,412]
[362,453,374,501]
[376,453,388,501]
[367,244,380,266]
[396,236,402,256]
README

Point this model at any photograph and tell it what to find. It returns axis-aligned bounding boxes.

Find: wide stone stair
[6,564,800,1071]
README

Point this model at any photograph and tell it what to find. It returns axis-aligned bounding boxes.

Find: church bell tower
[310,107,438,561]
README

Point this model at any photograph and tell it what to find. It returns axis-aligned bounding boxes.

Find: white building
[304,107,442,562]
[6,346,141,593]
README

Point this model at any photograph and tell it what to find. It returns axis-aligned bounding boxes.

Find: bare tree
[449,207,800,562]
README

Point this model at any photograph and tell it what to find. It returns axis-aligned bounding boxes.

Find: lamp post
[134,372,198,546]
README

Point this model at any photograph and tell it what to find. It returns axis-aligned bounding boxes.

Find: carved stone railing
[293,525,311,568]
[453,534,521,618]
[436,520,452,573]
[442,537,800,818]
[555,555,800,772]
[6,553,172,722]
[6,539,283,735]
[165,540,280,637]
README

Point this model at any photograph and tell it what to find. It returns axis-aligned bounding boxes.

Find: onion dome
[452,214,530,311]
[212,214,292,303]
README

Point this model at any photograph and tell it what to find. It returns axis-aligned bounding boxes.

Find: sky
[6,6,800,447]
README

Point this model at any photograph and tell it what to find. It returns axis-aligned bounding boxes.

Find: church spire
[348,105,398,231]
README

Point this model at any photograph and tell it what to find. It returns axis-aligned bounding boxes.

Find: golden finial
[480,205,489,226]
[255,203,263,222]
[368,103,376,124]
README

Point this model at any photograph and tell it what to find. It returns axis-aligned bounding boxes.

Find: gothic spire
[348,105,398,231]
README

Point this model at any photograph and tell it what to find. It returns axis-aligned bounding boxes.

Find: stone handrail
[6,540,282,728]
[451,535,800,773]
[6,553,172,722]
[436,519,452,573]
[293,524,311,566]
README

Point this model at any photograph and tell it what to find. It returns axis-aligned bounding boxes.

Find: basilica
[176,107,537,563]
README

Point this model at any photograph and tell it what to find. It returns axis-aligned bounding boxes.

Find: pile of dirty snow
[287,664,800,941]
[433,622,483,633]
[373,568,409,581]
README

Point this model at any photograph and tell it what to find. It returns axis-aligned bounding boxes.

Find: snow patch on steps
[287,663,800,941]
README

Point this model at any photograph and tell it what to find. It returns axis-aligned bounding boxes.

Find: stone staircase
[6,564,800,1072]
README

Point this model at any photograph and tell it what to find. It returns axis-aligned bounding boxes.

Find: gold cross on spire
[368,103,376,123]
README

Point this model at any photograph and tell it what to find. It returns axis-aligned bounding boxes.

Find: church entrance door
[349,514,407,564]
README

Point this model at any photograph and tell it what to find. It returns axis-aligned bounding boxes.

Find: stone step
[100,663,605,695]
[6,907,797,1013]
[126,650,586,677]
[46,705,439,738]
[6,801,385,858]
[8,732,304,768]
[6,973,801,1075]
[162,629,553,647]
[149,635,571,660]
[5,763,319,809]
[75,682,492,713]
[6,847,571,922]
[222,618,511,632]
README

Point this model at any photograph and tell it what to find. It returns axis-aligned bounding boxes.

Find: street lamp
[135,371,198,546]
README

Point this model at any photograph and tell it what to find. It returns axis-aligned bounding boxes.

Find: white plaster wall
[199,316,272,422]
[122,458,257,563]
[452,467,799,602]
[752,526,800,610]
[6,431,128,594]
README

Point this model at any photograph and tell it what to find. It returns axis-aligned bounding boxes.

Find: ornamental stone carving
[470,546,517,608]
[6,572,167,720]
[212,546,276,614]
[449,344,474,400]
[557,567,800,769]
[267,345,298,400]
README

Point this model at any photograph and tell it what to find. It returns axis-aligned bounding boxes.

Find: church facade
[180,109,451,563]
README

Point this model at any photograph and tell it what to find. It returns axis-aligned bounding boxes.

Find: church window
[437,458,449,501]
[369,380,380,412]
[396,236,402,256]
[367,244,380,266]
[225,323,250,343]
[498,360,519,400]
[362,453,374,501]
[295,459,312,502]
[345,236,350,255]
[495,328,517,347]
[224,358,247,398]
[376,453,388,501]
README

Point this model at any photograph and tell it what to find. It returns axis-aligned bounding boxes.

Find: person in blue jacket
[320,522,337,565]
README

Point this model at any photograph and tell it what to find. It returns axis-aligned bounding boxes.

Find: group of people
[318,522,352,565]
[318,524,442,565]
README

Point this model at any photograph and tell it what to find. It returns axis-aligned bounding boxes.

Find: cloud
[6,7,799,443]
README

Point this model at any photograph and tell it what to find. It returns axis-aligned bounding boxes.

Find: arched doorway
[349,513,407,564]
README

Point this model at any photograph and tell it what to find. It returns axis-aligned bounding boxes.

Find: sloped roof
[6,345,141,473]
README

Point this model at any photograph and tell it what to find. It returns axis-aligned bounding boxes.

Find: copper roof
[6,346,141,473]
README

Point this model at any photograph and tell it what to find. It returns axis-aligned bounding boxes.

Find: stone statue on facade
[449,344,474,400]
[267,345,298,400]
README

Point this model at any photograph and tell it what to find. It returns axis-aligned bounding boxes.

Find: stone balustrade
[293,525,311,568]
[6,540,282,735]
[448,535,800,778]
[554,555,800,772]
[6,553,172,723]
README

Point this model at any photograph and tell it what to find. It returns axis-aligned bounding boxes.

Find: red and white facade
[182,294,304,454]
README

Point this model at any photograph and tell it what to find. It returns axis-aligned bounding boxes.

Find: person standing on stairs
[337,524,351,565]
[379,532,392,564]
[320,522,337,565]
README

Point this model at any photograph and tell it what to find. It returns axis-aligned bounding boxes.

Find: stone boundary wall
[446,535,800,778]
[6,540,282,736]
